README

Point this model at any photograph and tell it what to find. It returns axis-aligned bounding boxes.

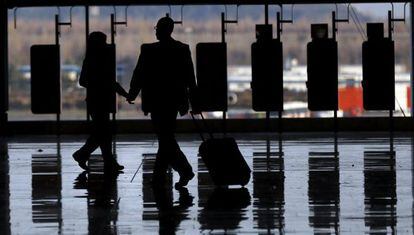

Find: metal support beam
[221,12,227,135]
[54,14,70,134]
[85,6,90,122]
[0,4,8,135]
[0,140,10,235]
[5,0,409,9]
[411,2,414,117]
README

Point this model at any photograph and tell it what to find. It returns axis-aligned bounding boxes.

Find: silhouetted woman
[73,31,126,172]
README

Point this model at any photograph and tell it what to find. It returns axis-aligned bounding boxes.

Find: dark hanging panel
[255,24,273,41]
[251,38,283,112]
[30,45,61,114]
[306,24,338,111]
[196,42,228,112]
[362,23,395,110]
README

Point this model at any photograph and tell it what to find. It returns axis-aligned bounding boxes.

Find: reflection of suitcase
[191,113,251,186]
[199,187,251,230]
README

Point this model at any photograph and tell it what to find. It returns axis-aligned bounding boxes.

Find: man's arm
[183,45,200,113]
[128,47,145,101]
[184,45,197,90]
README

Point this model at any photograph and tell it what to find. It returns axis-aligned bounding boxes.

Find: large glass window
[8,7,87,120]
[7,4,411,120]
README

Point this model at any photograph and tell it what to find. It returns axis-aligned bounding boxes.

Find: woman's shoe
[73,150,89,171]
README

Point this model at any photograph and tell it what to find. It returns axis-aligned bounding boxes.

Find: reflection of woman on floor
[73,31,126,172]
[73,171,121,234]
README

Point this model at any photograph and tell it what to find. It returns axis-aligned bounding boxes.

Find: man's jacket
[129,39,197,115]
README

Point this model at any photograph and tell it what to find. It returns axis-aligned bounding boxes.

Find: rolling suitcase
[191,112,251,186]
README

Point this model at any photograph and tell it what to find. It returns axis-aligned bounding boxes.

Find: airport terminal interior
[2,0,414,234]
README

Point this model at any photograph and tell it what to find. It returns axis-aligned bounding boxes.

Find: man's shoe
[175,171,195,189]
[73,150,89,171]
[104,158,124,173]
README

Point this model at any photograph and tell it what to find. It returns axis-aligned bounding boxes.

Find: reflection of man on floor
[152,184,194,234]
[127,17,197,188]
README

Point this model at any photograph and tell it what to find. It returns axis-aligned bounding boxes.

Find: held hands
[117,92,134,104]
[126,93,135,104]
[114,83,135,104]
[115,82,131,100]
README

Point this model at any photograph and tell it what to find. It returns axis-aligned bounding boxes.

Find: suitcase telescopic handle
[190,112,214,141]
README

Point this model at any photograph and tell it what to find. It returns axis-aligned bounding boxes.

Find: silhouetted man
[73,32,126,172]
[127,17,197,188]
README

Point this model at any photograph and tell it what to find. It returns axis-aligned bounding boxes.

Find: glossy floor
[0,133,413,234]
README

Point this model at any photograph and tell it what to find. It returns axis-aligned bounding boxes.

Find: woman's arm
[78,59,88,88]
